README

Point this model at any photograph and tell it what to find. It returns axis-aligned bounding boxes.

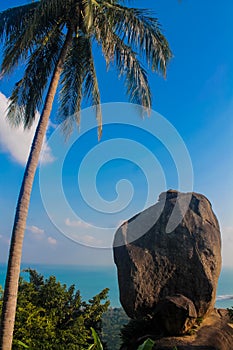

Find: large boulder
[113,190,222,334]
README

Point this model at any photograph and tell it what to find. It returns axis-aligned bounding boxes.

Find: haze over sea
[0,264,233,310]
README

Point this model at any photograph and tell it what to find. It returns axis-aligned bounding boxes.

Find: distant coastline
[0,263,121,307]
[0,263,233,309]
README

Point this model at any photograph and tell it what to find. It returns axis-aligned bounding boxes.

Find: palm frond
[95,2,172,77]
[7,26,64,129]
[58,36,86,136]
[83,38,102,139]
[1,1,66,75]
[94,12,151,110]
[107,35,151,110]
[59,34,102,139]
[0,2,39,40]
[35,0,73,23]
[80,0,95,34]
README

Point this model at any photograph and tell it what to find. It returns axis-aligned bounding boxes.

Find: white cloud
[47,236,57,245]
[39,141,55,164]
[65,218,92,228]
[27,225,44,235]
[26,226,58,246]
[0,92,54,165]
[78,235,103,246]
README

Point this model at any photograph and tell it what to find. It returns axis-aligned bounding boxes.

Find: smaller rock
[120,309,233,350]
[152,309,233,350]
[154,294,197,335]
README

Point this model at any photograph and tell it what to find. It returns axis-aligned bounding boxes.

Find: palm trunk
[0,28,73,350]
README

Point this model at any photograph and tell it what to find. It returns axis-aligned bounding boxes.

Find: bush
[0,269,110,349]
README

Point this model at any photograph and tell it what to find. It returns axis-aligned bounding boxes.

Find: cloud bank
[65,218,92,228]
[0,92,54,165]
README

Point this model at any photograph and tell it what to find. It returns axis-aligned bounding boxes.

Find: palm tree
[0,1,171,348]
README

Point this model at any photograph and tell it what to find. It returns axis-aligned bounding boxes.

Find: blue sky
[0,0,233,266]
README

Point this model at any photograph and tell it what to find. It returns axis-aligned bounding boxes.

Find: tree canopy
[0,269,109,349]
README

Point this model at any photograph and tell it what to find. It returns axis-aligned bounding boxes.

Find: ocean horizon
[0,263,233,310]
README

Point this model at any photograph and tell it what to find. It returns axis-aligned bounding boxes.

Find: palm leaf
[94,13,151,110]
[59,34,102,139]
[34,0,72,23]
[58,36,86,135]
[88,327,103,350]
[7,25,63,128]
[1,1,66,75]
[14,340,30,349]
[0,2,39,40]
[80,0,95,34]
[113,36,151,110]
[95,2,172,76]
[137,338,155,350]
[83,39,102,139]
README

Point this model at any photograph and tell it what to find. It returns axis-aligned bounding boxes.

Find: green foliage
[88,328,103,350]
[14,340,31,349]
[120,315,162,347]
[137,338,155,350]
[1,269,109,350]
[102,307,129,350]
[88,333,156,350]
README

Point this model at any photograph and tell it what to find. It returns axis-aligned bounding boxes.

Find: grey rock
[113,190,222,334]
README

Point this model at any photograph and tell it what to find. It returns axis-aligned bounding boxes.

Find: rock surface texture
[151,309,233,350]
[120,309,233,350]
[113,190,222,335]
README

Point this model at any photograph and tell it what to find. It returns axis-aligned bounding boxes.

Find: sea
[0,263,233,310]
